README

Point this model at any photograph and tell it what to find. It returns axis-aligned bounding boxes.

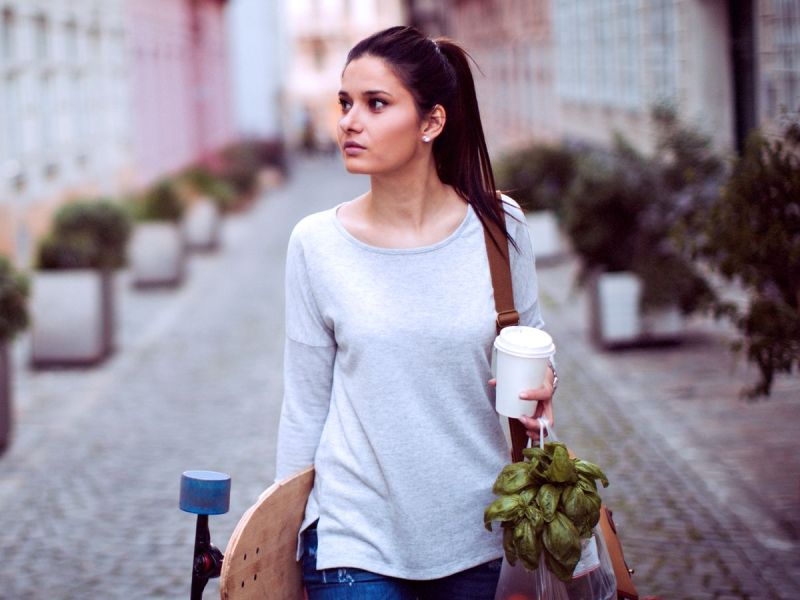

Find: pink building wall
[127,0,235,185]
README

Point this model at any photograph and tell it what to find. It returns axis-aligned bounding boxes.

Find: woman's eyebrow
[338,89,393,98]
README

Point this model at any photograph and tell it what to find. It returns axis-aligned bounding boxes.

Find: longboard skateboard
[219,466,314,600]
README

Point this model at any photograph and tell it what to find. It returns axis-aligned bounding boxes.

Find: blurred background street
[1,1,799,599]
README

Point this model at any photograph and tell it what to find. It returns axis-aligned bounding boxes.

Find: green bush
[178,166,237,212]
[0,256,29,341]
[494,144,578,216]
[563,113,717,315]
[135,179,184,222]
[216,139,287,197]
[689,122,800,397]
[37,199,132,270]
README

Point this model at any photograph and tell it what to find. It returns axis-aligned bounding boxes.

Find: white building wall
[228,0,286,139]
[0,0,132,263]
[551,0,734,155]
[283,0,406,149]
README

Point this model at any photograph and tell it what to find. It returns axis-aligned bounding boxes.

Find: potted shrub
[213,138,287,211]
[494,144,578,262]
[177,166,236,251]
[563,119,716,347]
[687,120,800,397]
[30,199,131,365]
[128,179,187,287]
[0,256,29,453]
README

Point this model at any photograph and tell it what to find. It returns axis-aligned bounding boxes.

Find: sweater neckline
[331,202,475,255]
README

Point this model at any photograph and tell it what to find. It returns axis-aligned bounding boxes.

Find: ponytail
[345,26,516,251]
[434,39,514,252]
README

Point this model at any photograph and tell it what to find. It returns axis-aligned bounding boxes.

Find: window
[34,14,48,60]
[65,20,78,61]
[3,75,21,159]
[616,0,641,109]
[40,74,54,149]
[771,0,800,116]
[2,8,14,60]
[647,0,678,105]
[554,0,578,100]
[555,0,641,108]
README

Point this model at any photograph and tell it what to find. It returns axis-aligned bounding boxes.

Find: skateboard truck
[180,470,231,600]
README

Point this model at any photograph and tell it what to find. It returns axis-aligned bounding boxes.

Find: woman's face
[337,55,426,175]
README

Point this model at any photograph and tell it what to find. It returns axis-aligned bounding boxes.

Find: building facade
[756,0,800,138]
[127,0,235,184]
[228,0,286,140]
[449,0,800,158]
[0,0,131,261]
[0,0,236,263]
[283,0,406,150]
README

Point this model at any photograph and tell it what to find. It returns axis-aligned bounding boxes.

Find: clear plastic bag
[493,419,617,600]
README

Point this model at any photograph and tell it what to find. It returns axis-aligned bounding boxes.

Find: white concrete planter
[129,222,186,287]
[591,272,642,347]
[183,198,221,251]
[641,306,684,342]
[525,210,564,263]
[0,341,11,454]
[589,271,685,347]
[30,269,106,365]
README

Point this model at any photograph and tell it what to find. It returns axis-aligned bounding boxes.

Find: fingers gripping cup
[493,326,555,418]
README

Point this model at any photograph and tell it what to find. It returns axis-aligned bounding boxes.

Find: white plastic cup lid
[494,326,555,358]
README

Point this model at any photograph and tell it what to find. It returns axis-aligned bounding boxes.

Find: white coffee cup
[493,326,555,418]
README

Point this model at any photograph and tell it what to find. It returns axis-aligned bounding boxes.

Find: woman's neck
[337,155,468,249]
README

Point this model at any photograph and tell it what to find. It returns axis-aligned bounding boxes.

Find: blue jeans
[301,522,502,600]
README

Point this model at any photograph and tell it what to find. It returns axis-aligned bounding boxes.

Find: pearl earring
[422,135,431,143]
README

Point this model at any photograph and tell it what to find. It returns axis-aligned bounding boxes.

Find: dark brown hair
[345,26,515,250]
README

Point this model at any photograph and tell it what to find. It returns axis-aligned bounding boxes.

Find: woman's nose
[340,107,362,133]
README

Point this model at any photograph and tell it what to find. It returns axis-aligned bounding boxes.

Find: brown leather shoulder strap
[482,198,528,463]
[482,216,520,333]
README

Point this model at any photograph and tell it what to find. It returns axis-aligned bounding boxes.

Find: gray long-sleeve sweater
[275,196,545,580]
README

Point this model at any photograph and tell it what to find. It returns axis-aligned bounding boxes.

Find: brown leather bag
[482,205,639,600]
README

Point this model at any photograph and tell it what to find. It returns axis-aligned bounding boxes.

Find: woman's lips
[343,142,365,156]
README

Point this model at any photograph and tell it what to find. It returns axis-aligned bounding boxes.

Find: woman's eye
[369,99,387,110]
[339,98,352,112]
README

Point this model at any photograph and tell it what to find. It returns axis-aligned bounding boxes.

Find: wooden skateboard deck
[220,466,314,600]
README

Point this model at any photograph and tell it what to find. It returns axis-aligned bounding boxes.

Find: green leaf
[543,512,582,570]
[525,505,545,534]
[535,484,562,522]
[543,548,576,583]
[574,459,609,488]
[492,462,533,495]
[484,495,523,531]
[576,474,598,494]
[502,525,518,566]
[513,518,542,571]
[561,485,601,539]
[522,446,546,461]
[519,487,538,506]
[545,445,578,483]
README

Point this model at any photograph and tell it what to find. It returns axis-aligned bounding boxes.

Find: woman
[275,26,556,599]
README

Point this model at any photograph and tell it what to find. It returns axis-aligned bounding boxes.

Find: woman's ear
[421,104,446,142]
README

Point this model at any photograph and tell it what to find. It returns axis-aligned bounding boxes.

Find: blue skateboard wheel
[180,470,231,515]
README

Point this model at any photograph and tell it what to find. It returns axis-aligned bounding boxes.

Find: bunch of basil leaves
[484,441,609,582]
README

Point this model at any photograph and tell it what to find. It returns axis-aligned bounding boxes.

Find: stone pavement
[0,155,797,599]
[535,257,800,599]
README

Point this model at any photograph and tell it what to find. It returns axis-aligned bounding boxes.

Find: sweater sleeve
[274,225,336,481]
[503,197,546,330]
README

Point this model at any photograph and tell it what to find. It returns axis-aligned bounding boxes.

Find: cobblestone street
[0,156,798,599]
